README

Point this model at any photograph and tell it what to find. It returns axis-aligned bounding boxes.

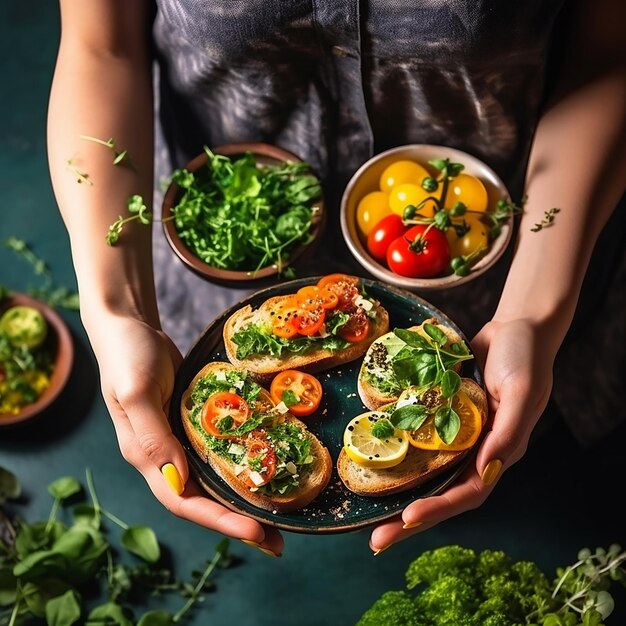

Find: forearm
[494,3,626,355]
[47,3,157,338]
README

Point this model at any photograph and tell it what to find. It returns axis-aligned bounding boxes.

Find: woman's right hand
[87,313,284,557]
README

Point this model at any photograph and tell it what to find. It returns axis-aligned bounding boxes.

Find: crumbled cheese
[228,443,246,456]
[233,464,246,476]
[248,471,266,487]
[277,440,290,450]
[215,371,226,381]
[232,379,244,389]
[396,394,419,409]
[275,401,290,414]
[355,295,373,311]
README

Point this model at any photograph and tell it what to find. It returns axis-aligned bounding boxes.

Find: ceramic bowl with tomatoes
[340,144,513,291]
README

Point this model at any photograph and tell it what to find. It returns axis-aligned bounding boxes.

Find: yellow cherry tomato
[446,216,489,258]
[443,173,489,213]
[388,183,437,218]
[356,190,391,237]
[379,160,431,193]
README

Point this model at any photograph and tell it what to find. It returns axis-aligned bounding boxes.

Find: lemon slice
[408,390,482,451]
[343,412,409,469]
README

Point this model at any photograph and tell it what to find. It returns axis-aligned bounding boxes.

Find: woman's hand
[89,314,284,557]
[369,318,555,553]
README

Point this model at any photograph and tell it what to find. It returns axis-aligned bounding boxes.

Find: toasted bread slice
[357,317,467,411]
[181,361,332,512]
[338,378,487,497]
[223,294,390,383]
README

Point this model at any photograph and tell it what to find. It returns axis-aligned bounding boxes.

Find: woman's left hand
[369,317,555,553]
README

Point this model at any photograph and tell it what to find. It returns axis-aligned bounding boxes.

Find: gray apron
[150,0,625,446]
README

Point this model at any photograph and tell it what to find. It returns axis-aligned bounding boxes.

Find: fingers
[112,415,284,556]
[370,464,488,552]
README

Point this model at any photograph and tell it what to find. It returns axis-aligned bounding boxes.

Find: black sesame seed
[348,425,354,431]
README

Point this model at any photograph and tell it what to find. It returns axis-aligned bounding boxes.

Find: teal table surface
[1,3,625,625]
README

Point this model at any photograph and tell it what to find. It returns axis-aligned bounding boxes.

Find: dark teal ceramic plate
[169,277,484,534]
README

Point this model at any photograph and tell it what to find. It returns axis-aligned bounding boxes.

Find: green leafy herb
[281,389,300,407]
[356,544,626,626]
[390,404,429,432]
[530,207,561,232]
[168,147,321,274]
[0,468,240,626]
[371,418,395,440]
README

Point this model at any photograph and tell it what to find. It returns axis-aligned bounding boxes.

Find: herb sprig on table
[356,544,626,626]
[0,467,239,626]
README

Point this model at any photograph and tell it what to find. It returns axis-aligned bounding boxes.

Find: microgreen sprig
[530,207,561,232]
[106,195,154,246]
[80,135,136,170]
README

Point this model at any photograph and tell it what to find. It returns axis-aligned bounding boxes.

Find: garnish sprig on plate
[388,324,473,444]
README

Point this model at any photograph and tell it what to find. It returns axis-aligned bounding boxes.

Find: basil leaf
[371,418,395,439]
[393,328,431,350]
[435,407,461,444]
[423,323,447,347]
[390,405,429,431]
[441,370,461,398]
[281,389,299,407]
[86,602,133,626]
[393,351,438,387]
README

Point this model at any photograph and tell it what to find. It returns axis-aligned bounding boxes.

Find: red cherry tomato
[240,434,277,488]
[317,274,360,310]
[386,224,451,278]
[290,304,326,336]
[338,308,370,343]
[270,370,323,417]
[201,392,251,438]
[366,214,408,263]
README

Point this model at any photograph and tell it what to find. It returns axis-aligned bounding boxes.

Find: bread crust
[181,361,332,512]
[357,318,465,411]
[338,378,488,497]
[223,295,390,384]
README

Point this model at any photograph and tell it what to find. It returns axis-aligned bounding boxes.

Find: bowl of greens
[0,291,74,427]
[162,143,325,284]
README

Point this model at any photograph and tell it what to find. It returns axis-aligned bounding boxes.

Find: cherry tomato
[201,392,250,438]
[356,191,392,237]
[338,308,370,343]
[270,370,323,417]
[379,160,431,193]
[296,285,338,310]
[388,183,438,218]
[386,224,451,278]
[290,304,326,336]
[240,434,277,488]
[317,274,360,310]
[443,173,488,212]
[446,217,489,258]
[366,214,408,263]
[270,297,300,338]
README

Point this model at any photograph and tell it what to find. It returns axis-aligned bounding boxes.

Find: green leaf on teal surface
[85,602,133,626]
[47,477,82,502]
[136,610,175,626]
[0,466,21,503]
[45,589,82,626]
[121,526,160,563]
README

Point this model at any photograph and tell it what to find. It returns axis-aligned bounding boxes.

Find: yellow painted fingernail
[402,521,423,530]
[241,540,281,558]
[481,459,503,486]
[161,463,184,495]
[373,544,391,556]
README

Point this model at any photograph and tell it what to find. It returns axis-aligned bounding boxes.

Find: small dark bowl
[162,142,326,286]
[0,293,74,427]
